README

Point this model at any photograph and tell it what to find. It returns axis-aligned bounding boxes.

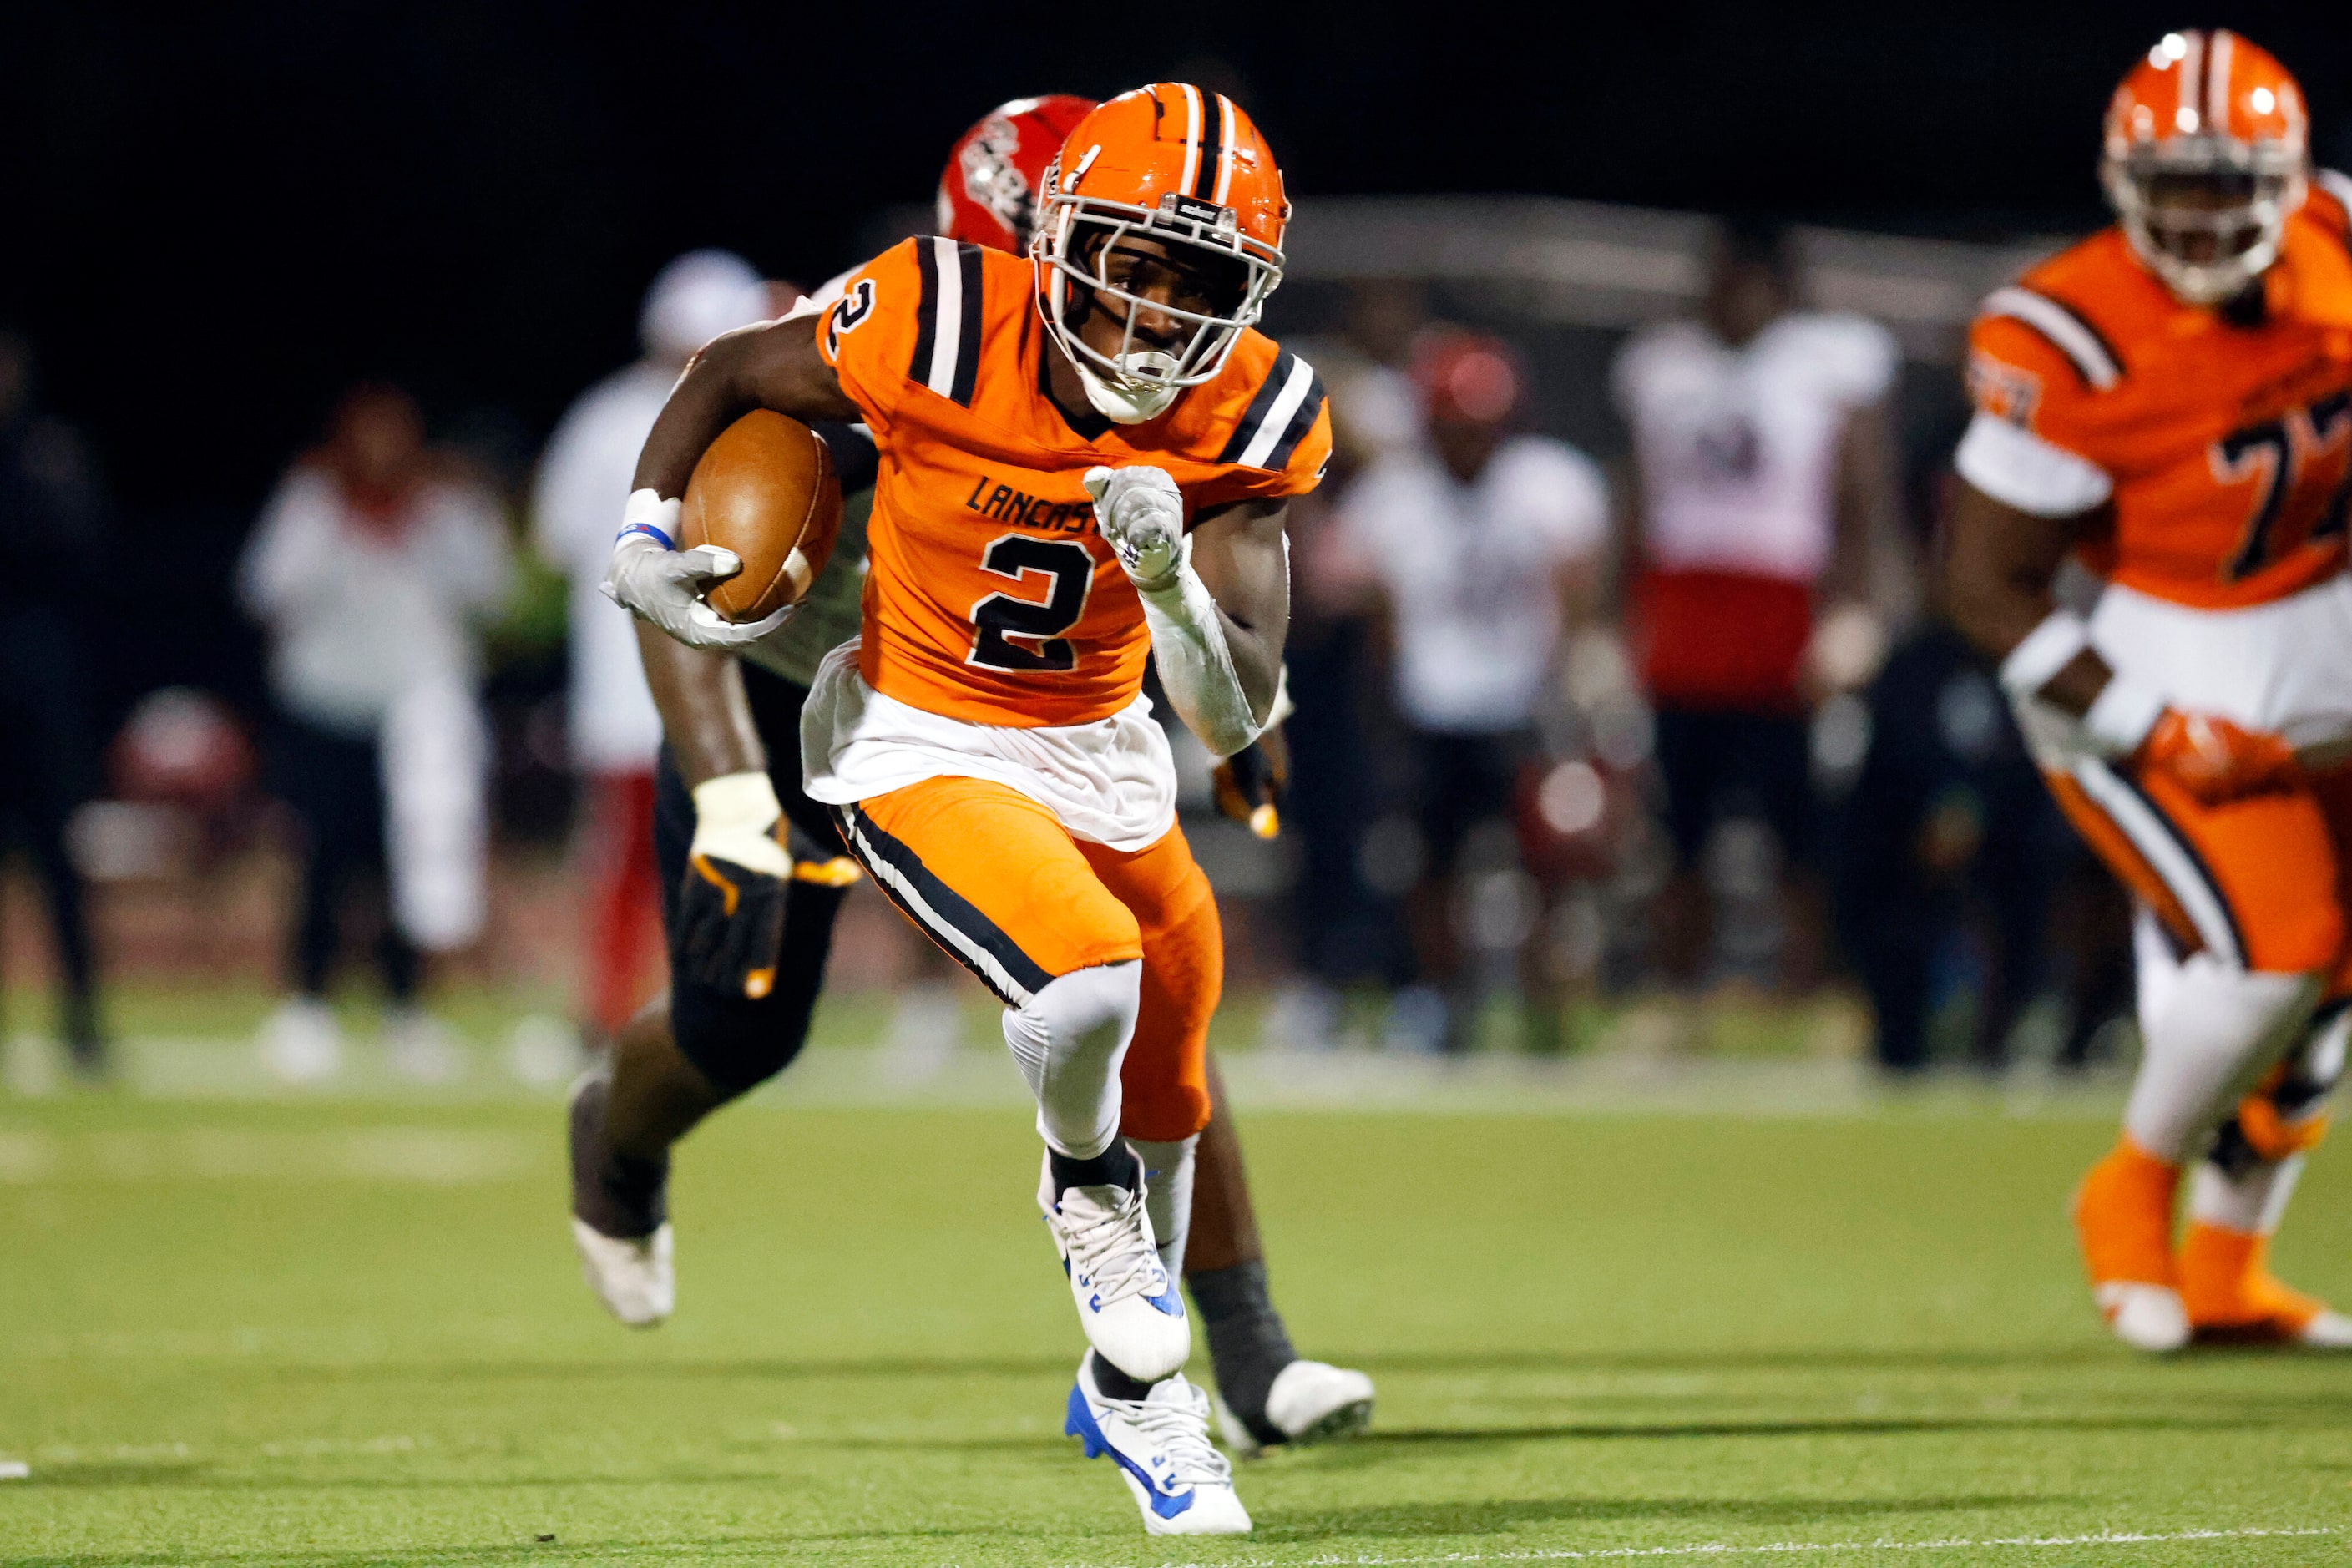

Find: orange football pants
[2044,757,2352,991]
[837,775,1220,1141]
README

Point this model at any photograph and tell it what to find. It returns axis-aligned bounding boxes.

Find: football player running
[594,89,1356,1530]
[1948,30,2352,1352]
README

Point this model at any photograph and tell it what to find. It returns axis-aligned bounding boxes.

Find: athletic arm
[630,318,861,503]
[635,623,795,1003]
[635,622,764,788]
[607,321,862,651]
[1947,478,2299,799]
[1186,498,1290,726]
[1943,479,2111,716]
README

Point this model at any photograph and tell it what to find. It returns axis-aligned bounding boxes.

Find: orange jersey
[815,236,1331,727]
[1965,183,2352,609]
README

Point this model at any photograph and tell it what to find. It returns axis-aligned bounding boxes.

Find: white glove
[1083,465,1185,587]
[600,491,792,651]
[688,771,793,880]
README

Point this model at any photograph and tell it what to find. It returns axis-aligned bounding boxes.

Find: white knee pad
[2124,946,2319,1163]
[1130,1136,1198,1279]
[1001,961,1142,1159]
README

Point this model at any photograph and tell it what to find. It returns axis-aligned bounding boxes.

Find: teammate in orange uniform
[605,85,1324,1534]
[1948,29,2352,1353]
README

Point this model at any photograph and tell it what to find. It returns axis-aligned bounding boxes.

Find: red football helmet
[936,94,1098,254]
[1032,84,1292,421]
[1412,330,1525,427]
[2102,30,2310,305]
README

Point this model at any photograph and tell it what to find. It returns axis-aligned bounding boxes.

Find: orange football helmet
[2102,29,2310,305]
[936,94,1098,255]
[1032,83,1291,421]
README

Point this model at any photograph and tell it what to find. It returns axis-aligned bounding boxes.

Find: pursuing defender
[597,87,1338,1530]
[1948,30,2352,1350]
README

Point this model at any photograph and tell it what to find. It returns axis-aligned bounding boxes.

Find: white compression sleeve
[1130,1136,1198,1278]
[1132,547,1267,760]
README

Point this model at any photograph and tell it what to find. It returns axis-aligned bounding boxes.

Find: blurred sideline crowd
[0,220,2140,1084]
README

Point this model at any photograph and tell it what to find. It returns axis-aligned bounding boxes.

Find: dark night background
[3,3,2349,712]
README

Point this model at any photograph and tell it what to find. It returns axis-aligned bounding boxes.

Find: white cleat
[570,1217,674,1328]
[1039,1151,1190,1383]
[258,997,345,1084]
[1216,1358,1377,1456]
[1066,1355,1251,1536]
[2295,1308,2352,1348]
[2096,1282,2191,1353]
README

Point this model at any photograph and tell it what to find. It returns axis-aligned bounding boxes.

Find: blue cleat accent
[1065,1383,1106,1456]
[1065,1380,1196,1520]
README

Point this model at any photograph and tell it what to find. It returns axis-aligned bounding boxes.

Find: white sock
[2190,1153,2304,1234]
[1130,1136,1198,1277]
[2124,948,2318,1162]
[2189,1005,2349,1232]
[1001,962,1142,1158]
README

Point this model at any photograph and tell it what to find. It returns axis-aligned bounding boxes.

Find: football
[679,409,842,622]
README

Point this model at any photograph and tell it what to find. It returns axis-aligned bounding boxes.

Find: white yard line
[1049,1524,2339,1568]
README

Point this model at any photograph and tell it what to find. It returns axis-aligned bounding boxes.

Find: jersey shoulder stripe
[908,237,986,407]
[1980,286,2123,391]
[1216,350,1325,469]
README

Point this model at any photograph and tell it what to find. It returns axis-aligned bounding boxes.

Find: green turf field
[6,1090,2351,1565]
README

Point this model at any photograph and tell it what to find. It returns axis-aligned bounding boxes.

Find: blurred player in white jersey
[534,252,773,1045]
[1612,220,1901,988]
[1337,330,1607,1046]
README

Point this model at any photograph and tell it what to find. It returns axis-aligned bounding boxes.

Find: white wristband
[618,488,681,549]
[690,770,782,836]
[1998,608,2090,701]
[2083,675,2167,758]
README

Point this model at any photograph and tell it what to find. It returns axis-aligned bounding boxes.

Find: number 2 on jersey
[968,534,1095,672]
[2215,392,2352,582]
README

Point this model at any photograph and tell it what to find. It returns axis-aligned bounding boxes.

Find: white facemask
[1076,352,1182,425]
